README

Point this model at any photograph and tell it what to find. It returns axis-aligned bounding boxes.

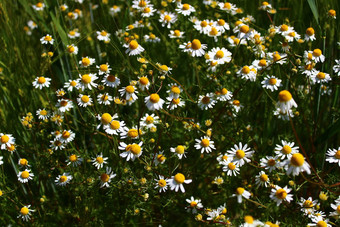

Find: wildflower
[79,73,98,90]
[0,133,15,150]
[67,44,78,55]
[284,30,301,42]
[119,141,144,161]
[17,205,35,221]
[227,142,254,167]
[77,94,92,107]
[221,160,240,176]
[50,138,65,151]
[153,151,166,166]
[99,167,116,188]
[92,153,108,169]
[311,71,331,84]
[194,136,215,154]
[305,27,316,41]
[166,97,185,110]
[216,153,232,163]
[276,90,297,112]
[68,29,80,39]
[274,140,299,160]
[333,59,340,76]
[215,19,230,33]
[212,176,224,185]
[242,215,263,227]
[186,197,203,214]
[260,156,280,172]
[0,156,3,165]
[141,6,156,17]
[176,3,196,16]
[64,79,80,91]
[273,108,294,121]
[145,93,165,111]
[218,2,237,14]
[110,5,121,16]
[32,2,45,11]
[97,30,110,42]
[168,173,192,193]
[104,118,128,136]
[154,175,168,193]
[284,153,311,176]
[169,29,185,38]
[159,12,177,28]
[55,173,72,186]
[197,93,216,110]
[124,40,145,56]
[207,26,222,41]
[261,75,282,92]
[137,76,150,91]
[58,130,75,144]
[170,145,187,159]
[232,187,251,203]
[66,154,83,167]
[308,215,332,227]
[144,33,161,43]
[179,39,207,57]
[298,197,319,216]
[40,34,53,44]
[56,99,73,112]
[255,171,270,187]
[269,52,287,65]
[270,185,293,206]
[96,63,111,75]
[32,76,51,89]
[325,147,340,166]
[328,9,336,19]
[237,65,257,81]
[259,1,272,10]
[79,56,95,67]
[206,47,232,65]
[18,158,30,168]
[194,19,212,34]
[102,74,121,88]
[17,169,34,183]
[330,200,340,216]
[97,93,113,105]
[140,113,159,129]
[97,113,114,129]
[216,88,233,101]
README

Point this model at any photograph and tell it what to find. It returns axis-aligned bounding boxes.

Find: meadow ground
[0,0,339,226]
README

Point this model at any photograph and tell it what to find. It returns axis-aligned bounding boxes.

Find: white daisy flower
[140,113,159,129]
[17,205,35,222]
[298,197,319,216]
[141,6,157,17]
[185,196,203,214]
[66,44,78,55]
[91,153,108,169]
[99,167,116,188]
[36,109,49,120]
[273,108,294,121]
[221,160,240,176]
[308,216,332,227]
[0,133,15,150]
[232,187,251,203]
[255,171,270,187]
[68,30,80,39]
[166,97,185,110]
[17,169,34,183]
[109,5,121,16]
[32,76,51,89]
[77,94,93,107]
[58,129,75,144]
[261,75,282,92]
[101,74,120,88]
[167,173,192,193]
[276,90,297,112]
[284,153,311,176]
[79,73,98,90]
[154,175,169,193]
[66,154,83,167]
[119,85,138,101]
[310,71,332,84]
[153,151,166,166]
[124,40,145,56]
[49,138,65,151]
[159,12,177,28]
[97,93,113,105]
[64,79,80,91]
[103,118,128,136]
[176,3,195,16]
[207,47,232,65]
[216,88,233,101]
[274,140,299,160]
[79,56,95,67]
[96,63,111,75]
[270,185,293,206]
[32,2,45,11]
[144,33,161,43]
[304,27,316,41]
[145,93,165,111]
[236,65,257,81]
[169,29,185,38]
[179,39,207,57]
[137,76,150,91]
[218,2,237,14]
[119,141,143,161]
[197,93,216,110]
[170,145,187,159]
[55,172,72,186]
[96,30,110,42]
[242,215,264,227]
[260,156,280,172]
[325,147,340,166]
[194,136,215,154]
[56,99,73,112]
[227,142,254,167]
[40,34,54,44]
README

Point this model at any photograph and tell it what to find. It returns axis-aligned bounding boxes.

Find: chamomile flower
[144,33,161,43]
[276,90,297,112]
[169,29,185,38]
[32,76,51,89]
[179,39,207,57]
[308,49,326,63]
[68,29,80,39]
[325,147,340,166]
[166,97,185,110]
[215,19,230,33]
[212,176,224,185]
[216,88,233,101]
[55,173,72,186]
[232,187,251,203]
[137,76,150,91]
[259,1,272,10]
[261,75,282,92]
[145,93,164,111]
[274,140,299,160]
[221,160,240,176]
[92,153,108,169]
[311,71,331,84]
[153,151,166,166]
[255,171,270,187]
[141,6,156,17]
[333,59,340,76]
[140,113,159,129]
[97,63,111,75]
[328,9,336,19]
[79,73,98,90]
[270,185,293,206]
[77,94,93,107]
[260,156,280,172]
[273,108,294,121]
[298,197,319,216]
[132,0,151,10]
[218,2,237,14]
[207,47,232,65]
[176,3,196,16]
[66,154,83,167]
[237,65,257,81]
[64,79,80,91]
[168,173,192,193]
[17,205,35,222]
[0,133,15,150]
[309,216,332,227]
[284,153,311,176]
[40,34,54,44]
[101,74,120,88]
[157,64,172,75]
[186,197,203,214]
[0,156,3,165]
[59,130,75,143]
[97,113,114,129]
[103,118,128,136]
[154,175,168,193]
[159,12,177,28]
[56,99,73,112]
[198,93,216,110]
[96,30,110,42]
[99,167,116,188]
[227,142,254,167]
[207,26,222,42]
[194,19,212,34]
[120,127,141,140]
[305,27,316,41]
[110,5,121,16]
[97,93,113,105]
[36,109,49,120]
[18,158,30,168]
[241,215,263,227]
[124,40,145,56]
[119,141,143,161]
[170,145,187,159]
[32,2,45,11]
[284,30,301,42]
[17,169,34,183]
[216,153,233,163]
[67,44,78,55]
[79,56,95,67]
[269,52,287,65]
[330,200,340,216]
[195,136,215,154]
[50,138,65,151]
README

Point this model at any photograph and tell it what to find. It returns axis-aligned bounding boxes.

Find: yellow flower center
[289,32,296,37]
[268,159,276,166]
[149,34,156,39]
[233,100,240,106]
[222,155,228,161]
[100,31,107,36]
[241,66,250,74]
[157,154,166,162]
[171,86,181,94]
[175,145,185,154]
[158,179,166,187]
[209,27,218,36]
[282,145,292,154]
[313,49,322,57]
[201,21,208,27]
[1,135,10,143]
[306,27,315,36]
[125,85,135,93]
[335,150,340,159]
[81,74,91,84]
[201,96,210,104]
[218,19,225,26]
[240,25,249,33]
[67,45,75,53]
[128,129,139,138]
[160,65,169,71]
[62,131,70,139]
[260,174,268,182]
[149,93,160,103]
[145,116,154,124]
[100,64,108,72]
[107,120,120,130]
[262,1,269,6]
[60,175,68,182]
[275,188,287,199]
[138,0,147,7]
[101,113,112,124]
[70,81,77,87]
[44,35,52,41]
[81,95,90,103]
[174,173,185,184]
[101,173,110,182]
[182,4,190,10]
[273,53,281,62]
[290,153,305,167]
[82,58,91,66]
[172,98,180,104]
[174,30,181,36]
[337,205,340,213]
[269,78,277,85]
[21,171,30,179]
[190,201,197,208]
[139,77,149,85]
[36,2,43,8]
[328,9,336,17]
[20,159,28,166]
[303,200,314,208]
[101,94,109,101]
[201,139,210,147]
[244,215,254,224]
[129,40,139,50]
[224,2,231,9]
[20,207,29,215]
[278,90,292,102]
[221,88,228,95]
[236,150,245,159]
[316,72,325,79]
[236,187,245,195]
[215,50,224,59]
[143,7,151,13]
[127,25,134,30]
[130,144,141,155]
[69,155,77,162]
[191,39,201,50]
[228,162,236,170]
[164,15,171,22]
[38,77,46,84]
[316,221,327,227]
[280,24,288,32]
